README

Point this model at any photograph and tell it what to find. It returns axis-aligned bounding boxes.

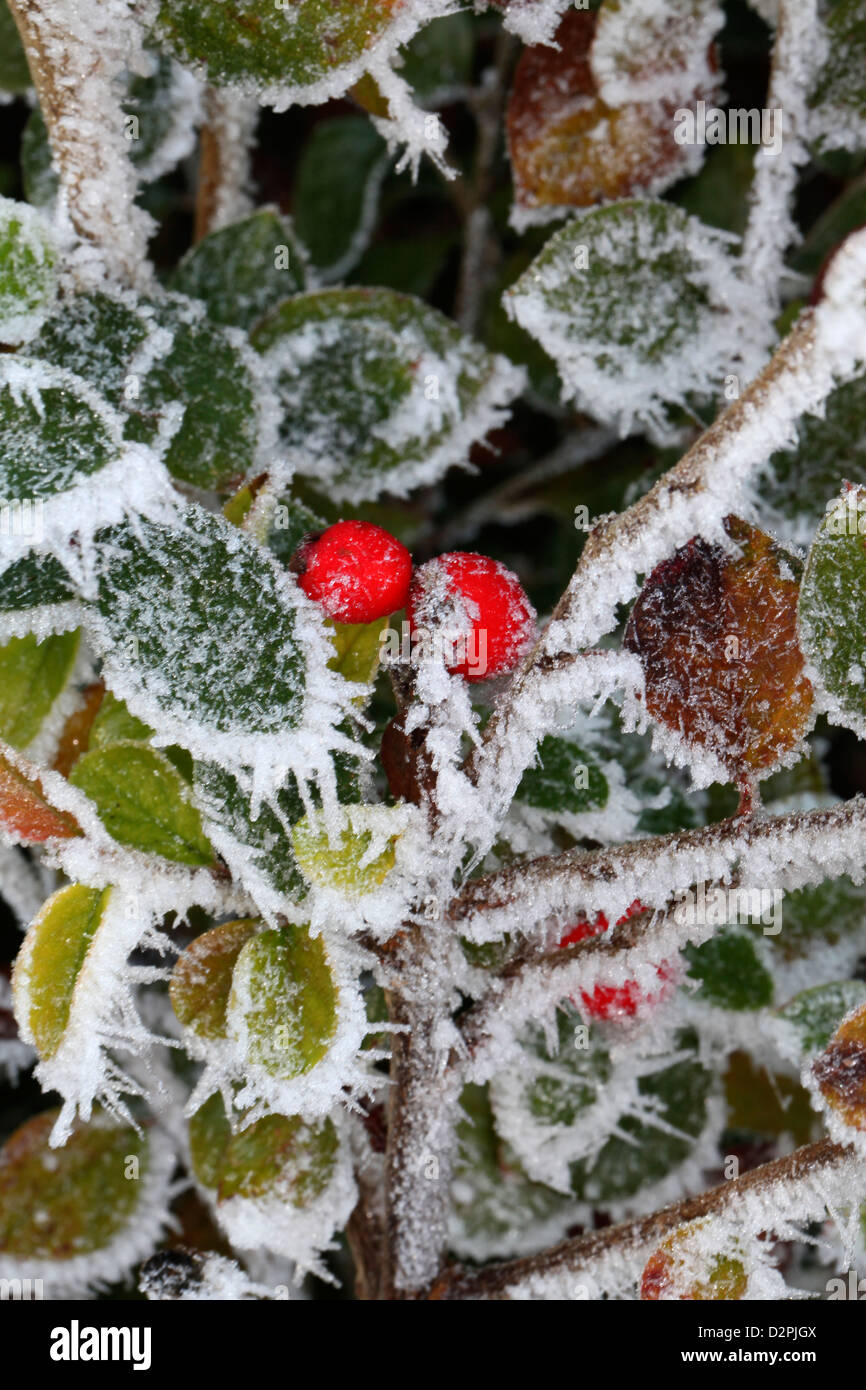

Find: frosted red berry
[295,520,412,624]
[559,901,676,1020]
[407,551,536,681]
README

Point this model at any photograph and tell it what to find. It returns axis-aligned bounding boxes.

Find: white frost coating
[141,1250,281,1301]
[368,56,453,180]
[505,206,755,443]
[0,196,57,344]
[217,1118,358,1282]
[500,1149,866,1299]
[0,1121,176,1298]
[12,884,175,1146]
[739,0,823,358]
[130,56,203,185]
[590,0,725,107]
[495,0,574,45]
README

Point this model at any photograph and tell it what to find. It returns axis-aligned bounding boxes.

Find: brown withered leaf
[624,517,814,786]
[812,1003,866,1133]
[507,10,713,217]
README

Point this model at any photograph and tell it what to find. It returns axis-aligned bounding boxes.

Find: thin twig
[195,88,258,243]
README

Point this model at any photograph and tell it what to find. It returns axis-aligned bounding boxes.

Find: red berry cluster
[294,520,536,681]
[559,901,677,1020]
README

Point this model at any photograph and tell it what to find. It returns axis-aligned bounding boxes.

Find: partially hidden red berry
[295,520,412,624]
[559,901,676,1020]
[407,551,536,681]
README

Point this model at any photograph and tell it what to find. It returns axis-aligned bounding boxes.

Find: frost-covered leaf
[293,118,389,281]
[226,924,338,1079]
[0,631,79,750]
[755,375,866,543]
[188,1093,356,1275]
[0,554,76,626]
[169,210,307,331]
[68,744,215,866]
[507,11,713,225]
[89,691,154,748]
[809,1001,866,1141]
[252,287,525,504]
[641,1219,748,1300]
[504,200,748,441]
[778,981,866,1056]
[153,0,444,105]
[491,1009,713,1201]
[0,746,81,843]
[799,486,866,737]
[448,1083,578,1262]
[12,884,111,1062]
[516,734,609,816]
[127,295,271,491]
[625,517,813,787]
[0,198,55,344]
[81,506,351,807]
[683,931,773,1011]
[590,0,723,107]
[192,761,308,912]
[0,1109,172,1286]
[171,920,259,1042]
[30,290,157,415]
[291,805,400,894]
[0,0,31,94]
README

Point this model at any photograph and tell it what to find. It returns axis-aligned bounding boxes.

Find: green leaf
[291,806,400,893]
[757,376,866,539]
[68,743,215,866]
[0,631,79,749]
[516,734,609,816]
[154,0,405,94]
[400,12,474,101]
[0,552,75,618]
[193,759,308,903]
[327,617,389,686]
[189,1092,339,1205]
[0,1,31,94]
[127,295,265,491]
[252,286,523,504]
[170,919,260,1041]
[503,200,748,442]
[12,884,111,1060]
[799,485,866,735]
[88,691,154,748]
[777,980,866,1055]
[0,1109,148,1258]
[0,358,122,502]
[30,290,153,413]
[227,923,338,1079]
[293,118,388,280]
[671,142,754,238]
[683,931,774,1011]
[0,198,56,344]
[86,508,307,740]
[169,210,307,331]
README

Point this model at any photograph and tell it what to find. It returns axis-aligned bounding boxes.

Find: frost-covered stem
[195,88,258,243]
[454,28,518,333]
[739,0,820,349]
[8,0,153,287]
[432,1139,856,1299]
[450,795,866,940]
[383,982,462,1297]
[467,228,866,822]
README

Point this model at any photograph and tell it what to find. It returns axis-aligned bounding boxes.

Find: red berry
[407,552,536,681]
[295,520,412,624]
[559,902,676,1020]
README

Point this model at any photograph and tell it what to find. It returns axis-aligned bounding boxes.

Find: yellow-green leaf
[12,885,111,1060]
[0,631,79,749]
[227,924,338,1079]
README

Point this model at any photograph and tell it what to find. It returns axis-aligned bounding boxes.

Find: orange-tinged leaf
[812,1002,866,1132]
[624,517,813,785]
[0,745,81,843]
[507,10,711,216]
[641,1220,748,1300]
[52,681,105,777]
[170,919,260,1042]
